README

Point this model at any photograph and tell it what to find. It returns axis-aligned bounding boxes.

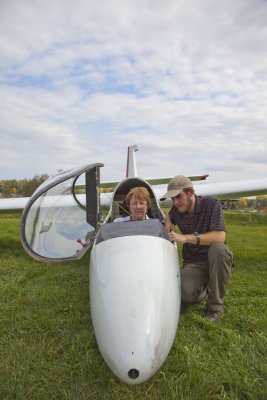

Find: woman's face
[129,196,148,220]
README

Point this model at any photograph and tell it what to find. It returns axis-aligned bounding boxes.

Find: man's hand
[168,230,226,245]
[168,231,188,244]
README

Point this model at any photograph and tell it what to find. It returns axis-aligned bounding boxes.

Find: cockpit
[20,164,166,262]
[95,219,169,245]
[106,177,165,222]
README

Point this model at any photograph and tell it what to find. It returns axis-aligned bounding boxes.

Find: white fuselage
[90,233,180,384]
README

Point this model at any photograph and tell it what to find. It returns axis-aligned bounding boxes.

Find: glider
[1,145,267,384]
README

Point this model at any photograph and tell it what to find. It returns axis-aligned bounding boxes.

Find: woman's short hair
[125,187,151,208]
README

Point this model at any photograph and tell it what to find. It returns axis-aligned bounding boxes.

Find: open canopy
[20,163,103,262]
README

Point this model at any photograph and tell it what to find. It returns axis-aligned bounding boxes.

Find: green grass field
[0,211,266,400]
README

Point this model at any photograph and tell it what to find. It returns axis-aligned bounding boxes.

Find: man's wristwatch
[194,232,200,245]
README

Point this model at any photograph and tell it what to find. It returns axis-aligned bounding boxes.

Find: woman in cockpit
[113,187,151,222]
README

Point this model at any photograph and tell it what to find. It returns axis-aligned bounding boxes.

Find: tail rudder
[126,144,139,178]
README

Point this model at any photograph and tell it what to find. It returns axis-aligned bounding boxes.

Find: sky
[1,0,267,185]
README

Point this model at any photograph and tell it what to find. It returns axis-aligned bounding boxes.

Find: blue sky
[1,0,267,183]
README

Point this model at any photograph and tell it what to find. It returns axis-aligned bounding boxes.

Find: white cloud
[0,0,266,184]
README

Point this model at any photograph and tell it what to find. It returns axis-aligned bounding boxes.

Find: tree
[0,174,49,198]
[255,195,267,211]
[0,180,18,197]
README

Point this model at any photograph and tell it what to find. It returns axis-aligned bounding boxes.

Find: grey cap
[161,175,193,199]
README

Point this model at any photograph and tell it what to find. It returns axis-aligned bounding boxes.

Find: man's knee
[208,243,233,285]
[181,281,197,304]
[208,243,233,268]
[181,270,207,304]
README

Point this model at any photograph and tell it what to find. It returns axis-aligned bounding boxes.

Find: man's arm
[164,213,175,233]
[168,230,226,245]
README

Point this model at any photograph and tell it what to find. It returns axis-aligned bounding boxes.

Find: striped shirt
[169,195,225,262]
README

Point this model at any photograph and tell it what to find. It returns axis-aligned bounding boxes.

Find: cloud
[0,0,266,183]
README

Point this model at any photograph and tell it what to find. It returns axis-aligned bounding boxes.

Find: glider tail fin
[126,144,139,178]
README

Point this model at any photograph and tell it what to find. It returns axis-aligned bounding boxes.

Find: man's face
[171,190,193,213]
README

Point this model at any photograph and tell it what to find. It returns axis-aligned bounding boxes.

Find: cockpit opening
[95,219,169,245]
[106,178,164,222]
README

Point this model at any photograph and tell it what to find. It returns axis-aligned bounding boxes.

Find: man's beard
[178,196,193,213]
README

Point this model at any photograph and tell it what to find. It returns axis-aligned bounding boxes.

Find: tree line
[220,196,267,212]
[0,175,49,198]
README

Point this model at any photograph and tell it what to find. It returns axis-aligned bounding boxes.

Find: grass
[0,211,266,400]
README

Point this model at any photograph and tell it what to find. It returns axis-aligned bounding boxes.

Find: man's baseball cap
[161,175,193,200]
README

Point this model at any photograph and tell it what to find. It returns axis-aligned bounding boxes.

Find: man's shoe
[204,310,222,323]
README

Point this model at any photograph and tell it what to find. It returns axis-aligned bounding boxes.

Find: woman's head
[125,187,151,221]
